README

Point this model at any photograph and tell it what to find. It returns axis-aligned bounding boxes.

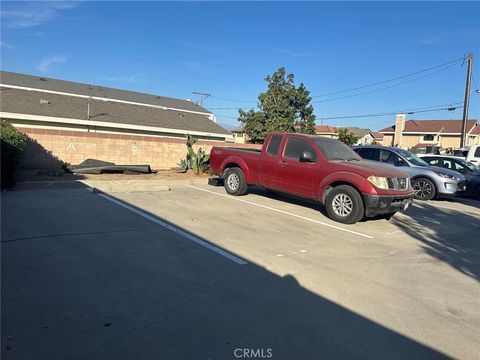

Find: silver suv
[353,146,466,200]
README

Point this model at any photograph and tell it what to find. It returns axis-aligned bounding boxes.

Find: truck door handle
[279,160,287,167]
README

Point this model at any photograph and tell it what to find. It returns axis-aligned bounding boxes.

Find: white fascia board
[0,84,212,117]
[0,112,230,139]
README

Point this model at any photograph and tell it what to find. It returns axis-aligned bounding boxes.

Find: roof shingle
[378,119,478,134]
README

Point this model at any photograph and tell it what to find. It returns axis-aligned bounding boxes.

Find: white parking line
[96,193,248,265]
[186,185,374,239]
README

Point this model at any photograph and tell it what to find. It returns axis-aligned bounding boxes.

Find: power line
[312,61,463,103]
[215,103,464,122]
[317,105,463,121]
[312,57,464,98]
[209,95,257,103]
[210,56,465,106]
[192,91,211,107]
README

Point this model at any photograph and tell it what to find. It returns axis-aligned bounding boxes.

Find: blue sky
[1,1,479,131]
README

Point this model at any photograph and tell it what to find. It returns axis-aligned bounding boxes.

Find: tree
[336,128,360,146]
[239,67,316,143]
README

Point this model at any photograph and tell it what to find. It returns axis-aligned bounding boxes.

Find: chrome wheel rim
[227,173,240,191]
[332,193,353,217]
[413,181,432,198]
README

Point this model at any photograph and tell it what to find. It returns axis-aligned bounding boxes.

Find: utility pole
[460,53,473,148]
[193,92,211,108]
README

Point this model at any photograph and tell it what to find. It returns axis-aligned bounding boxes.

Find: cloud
[37,54,68,73]
[416,30,480,45]
[104,74,147,84]
[1,1,78,29]
[0,41,16,49]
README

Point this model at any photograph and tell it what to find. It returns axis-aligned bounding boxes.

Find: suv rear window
[266,135,282,155]
[356,147,379,161]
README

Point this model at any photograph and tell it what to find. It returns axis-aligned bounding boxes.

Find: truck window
[475,147,480,157]
[266,135,282,155]
[284,138,315,160]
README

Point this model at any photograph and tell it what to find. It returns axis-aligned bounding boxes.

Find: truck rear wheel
[224,168,248,196]
[325,185,364,224]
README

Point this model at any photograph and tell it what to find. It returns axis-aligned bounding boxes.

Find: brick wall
[17,127,261,170]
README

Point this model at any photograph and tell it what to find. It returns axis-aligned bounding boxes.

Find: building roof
[378,119,478,134]
[315,125,373,137]
[470,124,480,135]
[0,71,211,114]
[0,87,231,136]
[315,125,339,134]
[343,127,373,137]
[373,132,384,140]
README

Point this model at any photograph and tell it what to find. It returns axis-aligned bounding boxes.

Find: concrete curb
[82,180,171,193]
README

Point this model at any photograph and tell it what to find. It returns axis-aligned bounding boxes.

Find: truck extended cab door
[258,134,285,189]
[275,136,319,198]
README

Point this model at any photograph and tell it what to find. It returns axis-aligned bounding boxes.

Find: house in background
[231,127,250,143]
[373,132,384,145]
[378,115,480,149]
[315,125,375,145]
[0,71,236,170]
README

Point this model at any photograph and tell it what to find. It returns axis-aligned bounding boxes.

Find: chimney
[394,114,406,147]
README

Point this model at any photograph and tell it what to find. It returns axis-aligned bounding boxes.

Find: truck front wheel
[325,185,364,224]
[224,168,248,196]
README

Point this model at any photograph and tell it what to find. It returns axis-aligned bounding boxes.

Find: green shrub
[1,121,27,189]
[177,134,210,175]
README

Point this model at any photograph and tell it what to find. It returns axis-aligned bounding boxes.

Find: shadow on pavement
[392,202,480,281]
[1,185,449,359]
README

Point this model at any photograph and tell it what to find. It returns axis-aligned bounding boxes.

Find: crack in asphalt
[1,229,141,243]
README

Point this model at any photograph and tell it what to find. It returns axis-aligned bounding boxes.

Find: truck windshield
[396,149,429,166]
[312,138,361,161]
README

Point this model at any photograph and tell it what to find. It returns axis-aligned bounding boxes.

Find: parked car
[466,145,480,166]
[353,146,466,201]
[419,154,480,199]
[209,133,414,224]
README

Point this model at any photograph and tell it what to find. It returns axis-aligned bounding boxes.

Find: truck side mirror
[300,151,315,162]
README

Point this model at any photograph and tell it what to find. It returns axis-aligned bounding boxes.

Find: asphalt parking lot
[2,182,480,359]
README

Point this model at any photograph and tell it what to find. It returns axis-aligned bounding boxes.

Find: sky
[1,1,479,131]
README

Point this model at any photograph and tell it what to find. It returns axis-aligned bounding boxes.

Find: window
[379,150,406,166]
[356,148,379,161]
[284,137,315,160]
[266,135,282,155]
[441,159,454,170]
[425,158,440,166]
[453,161,466,172]
[475,147,480,158]
[423,134,435,141]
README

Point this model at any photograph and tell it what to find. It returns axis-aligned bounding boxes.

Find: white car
[466,145,480,166]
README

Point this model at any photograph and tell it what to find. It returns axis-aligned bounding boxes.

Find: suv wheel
[224,168,248,196]
[325,185,364,224]
[412,178,436,200]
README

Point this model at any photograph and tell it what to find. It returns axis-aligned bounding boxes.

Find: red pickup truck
[210,132,414,224]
